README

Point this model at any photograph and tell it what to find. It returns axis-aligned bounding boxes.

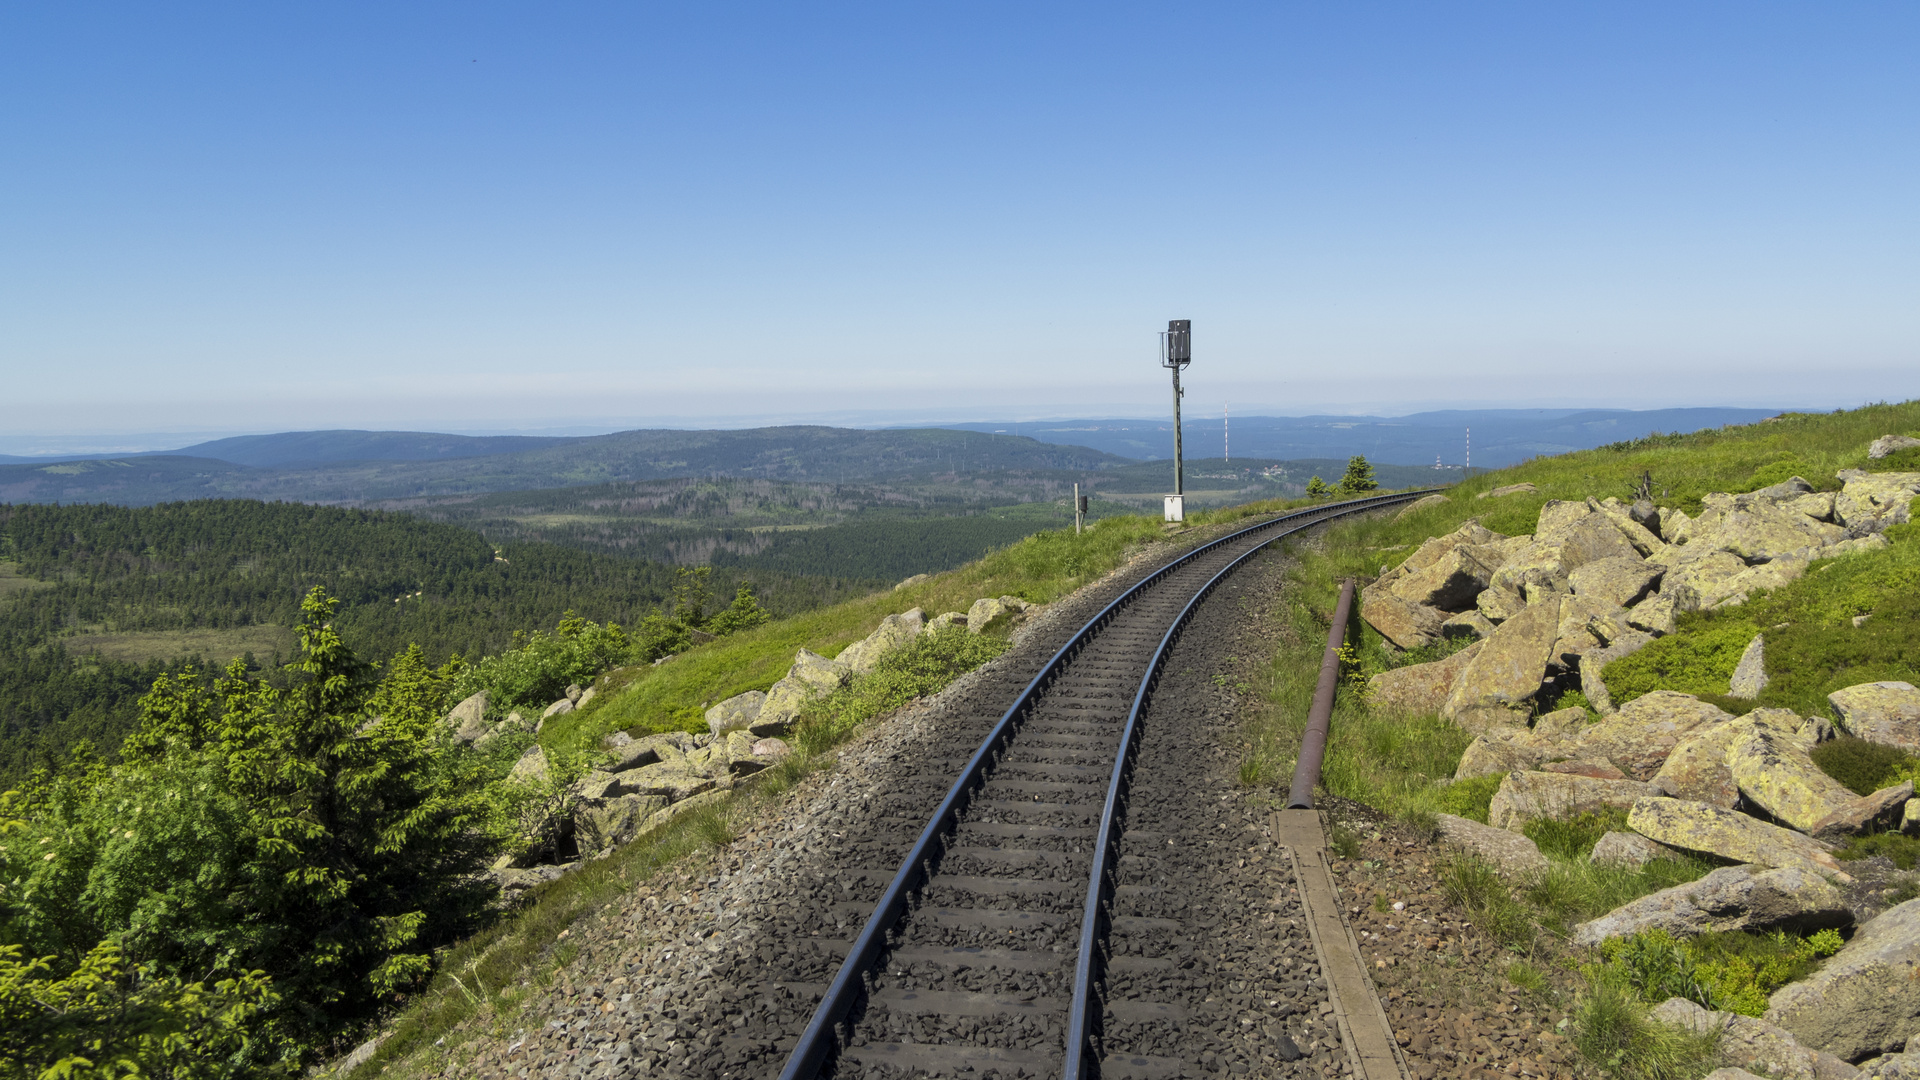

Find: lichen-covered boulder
[1810,782,1915,843]
[1393,492,1451,519]
[1830,681,1920,751]
[1453,735,1551,780]
[1728,722,1861,832]
[966,596,1029,635]
[1768,898,1920,1062]
[1475,584,1527,624]
[1367,641,1483,716]
[1487,538,1574,605]
[1585,497,1667,557]
[1433,813,1549,876]
[926,611,967,632]
[575,794,669,850]
[835,608,925,674]
[1728,633,1769,698]
[1361,589,1447,650]
[608,761,716,802]
[1628,797,1845,877]
[1651,719,1746,809]
[1443,599,1560,730]
[1570,691,1735,780]
[1658,549,1752,612]
[1571,864,1852,946]
[1487,770,1655,832]
[1552,593,1628,669]
[1440,609,1497,641]
[1478,482,1538,499]
[1567,555,1664,608]
[1556,513,1646,574]
[1527,704,1592,745]
[1627,596,1678,636]
[1588,830,1676,870]
[1391,545,1497,611]
[705,690,768,736]
[446,690,489,743]
[1868,435,1920,460]
[1834,470,1920,536]
[789,648,847,693]
[1540,759,1628,780]
[606,730,692,773]
[1655,998,1864,1080]
[1686,488,1849,563]
[509,744,550,785]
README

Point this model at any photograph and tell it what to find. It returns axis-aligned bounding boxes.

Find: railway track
[767,490,1430,1080]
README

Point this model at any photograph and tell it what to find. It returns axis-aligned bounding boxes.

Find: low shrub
[1811,735,1919,796]
[1601,622,1758,705]
[1595,926,1841,1017]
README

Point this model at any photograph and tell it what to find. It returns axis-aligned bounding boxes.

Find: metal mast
[1160,319,1191,521]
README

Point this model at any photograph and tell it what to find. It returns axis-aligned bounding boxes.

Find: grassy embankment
[347,492,1365,1078]
[1242,401,1920,1079]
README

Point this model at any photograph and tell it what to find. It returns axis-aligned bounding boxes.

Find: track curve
[776,491,1431,1080]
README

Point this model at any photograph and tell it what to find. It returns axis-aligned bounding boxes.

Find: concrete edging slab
[1273,808,1409,1080]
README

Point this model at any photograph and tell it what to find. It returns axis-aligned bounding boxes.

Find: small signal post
[1161,319,1190,523]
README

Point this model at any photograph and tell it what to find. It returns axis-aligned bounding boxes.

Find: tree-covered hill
[0,426,1138,506]
[0,500,870,786]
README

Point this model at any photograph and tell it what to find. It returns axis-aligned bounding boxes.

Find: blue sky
[3,3,1916,445]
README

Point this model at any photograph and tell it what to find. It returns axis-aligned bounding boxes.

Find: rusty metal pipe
[1286,578,1355,809]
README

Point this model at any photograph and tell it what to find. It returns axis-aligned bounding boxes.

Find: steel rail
[1062,503,1413,1080]
[778,489,1434,1080]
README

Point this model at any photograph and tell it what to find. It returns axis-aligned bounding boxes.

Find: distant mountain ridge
[938,407,1782,468]
[0,426,1136,506]
[0,408,1780,507]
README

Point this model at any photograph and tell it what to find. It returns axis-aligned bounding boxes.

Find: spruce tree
[1338,455,1379,493]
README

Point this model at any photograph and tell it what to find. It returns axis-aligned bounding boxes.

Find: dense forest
[0,500,874,785]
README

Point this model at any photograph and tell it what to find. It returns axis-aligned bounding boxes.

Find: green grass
[1834,831,1920,870]
[1571,966,1722,1080]
[1524,809,1631,862]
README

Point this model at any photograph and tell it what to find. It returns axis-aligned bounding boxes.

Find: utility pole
[1073,482,1085,534]
[1161,319,1190,522]
[1224,403,1229,464]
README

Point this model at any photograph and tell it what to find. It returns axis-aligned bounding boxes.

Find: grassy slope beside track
[1241,400,1920,1079]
